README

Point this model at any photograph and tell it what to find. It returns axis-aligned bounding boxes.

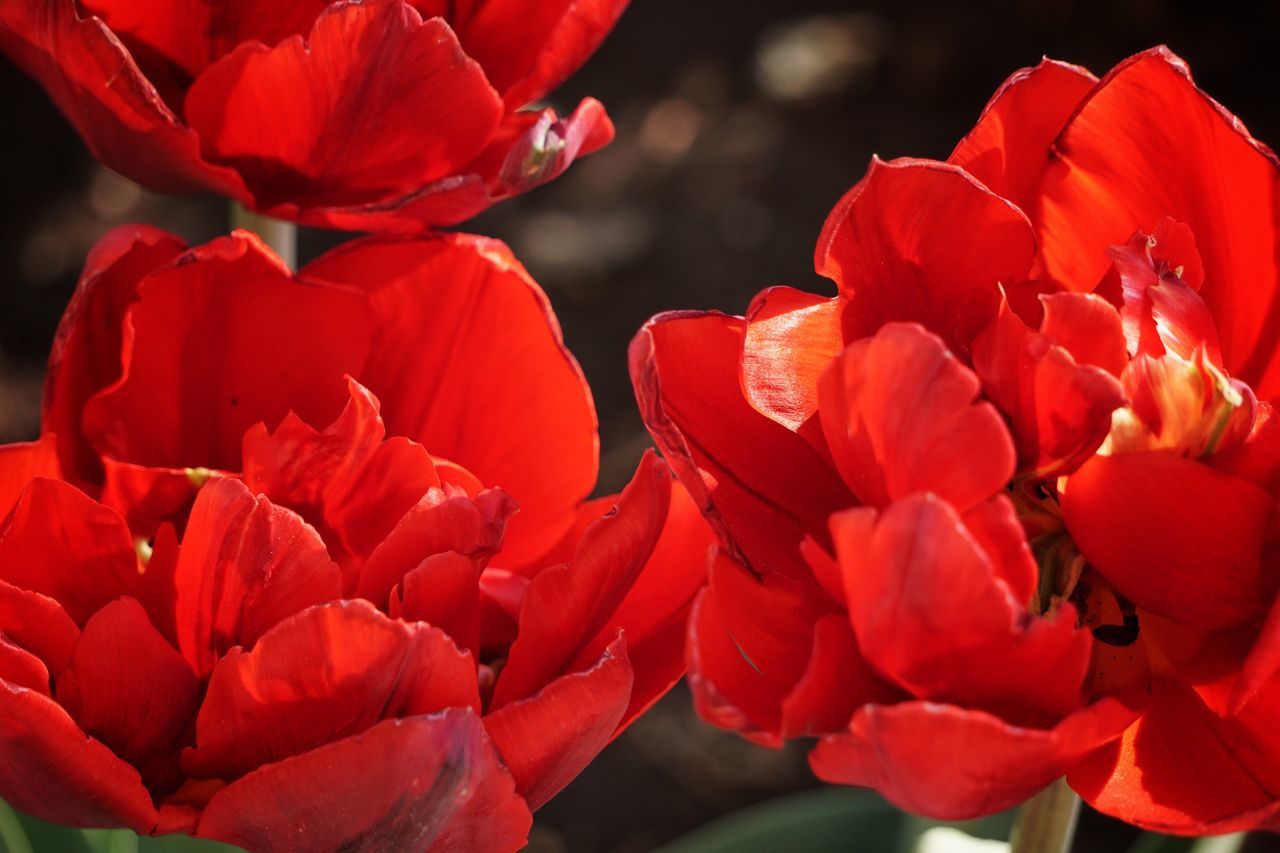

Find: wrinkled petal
[833,496,1090,725]
[819,322,1016,512]
[185,599,478,781]
[630,311,852,576]
[83,232,373,472]
[0,436,61,519]
[357,486,513,610]
[0,580,79,677]
[814,157,1037,353]
[197,709,531,853]
[184,1,503,210]
[173,477,343,675]
[780,614,900,738]
[305,233,597,566]
[1061,452,1276,629]
[57,597,200,790]
[485,634,631,811]
[1035,48,1280,398]
[812,697,1136,819]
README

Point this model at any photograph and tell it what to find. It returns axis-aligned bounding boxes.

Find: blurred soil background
[4,1,1280,850]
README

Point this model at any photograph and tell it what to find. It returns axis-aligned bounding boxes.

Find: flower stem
[230,203,297,270]
[1009,777,1080,853]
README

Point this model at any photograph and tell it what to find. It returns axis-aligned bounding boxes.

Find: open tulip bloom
[0,0,625,230]
[632,47,1280,834]
[0,227,711,849]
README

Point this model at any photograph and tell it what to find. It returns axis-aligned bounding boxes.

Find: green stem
[1190,833,1247,853]
[1009,778,1080,853]
[230,203,297,270]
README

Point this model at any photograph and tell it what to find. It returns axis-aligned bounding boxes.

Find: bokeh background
[4,1,1280,851]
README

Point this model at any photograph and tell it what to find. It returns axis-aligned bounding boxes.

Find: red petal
[392,551,483,658]
[818,322,1015,512]
[484,634,631,810]
[0,637,49,694]
[948,57,1097,211]
[579,479,717,727]
[185,599,478,781]
[0,478,139,625]
[740,286,845,444]
[56,598,200,790]
[0,680,158,831]
[42,225,186,484]
[1039,292,1129,377]
[973,296,1125,475]
[0,580,79,677]
[83,232,373,472]
[356,486,513,610]
[812,697,1135,820]
[0,437,60,520]
[242,377,442,561]
[173,477,343,675]
[630,311,853,576]
[780,614,900,738]
[197,709,531,853]
[684,586,783,746]
[79,0,327,82]
[185,1,502,210]
[814,157,1036,353]
[448,0,628,106]
[99,457,204,537]
[491,98,615,198]
[491,452,668,708]
[1035,48,1280,397]
[1061,452,1276,629]
[834,496,1091,725]
[305,233,598,567]
[1070,669,1280,833]
[0,1,247,197]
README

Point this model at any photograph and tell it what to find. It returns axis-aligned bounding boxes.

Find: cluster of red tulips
[1,2,1278,850]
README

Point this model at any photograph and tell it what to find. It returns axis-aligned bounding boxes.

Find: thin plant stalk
[1009,777,1080,853]
[230,203,297,270]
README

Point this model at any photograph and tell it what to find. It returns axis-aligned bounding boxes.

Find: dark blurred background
[4,1,1280,850]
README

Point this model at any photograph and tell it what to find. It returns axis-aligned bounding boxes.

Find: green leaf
[656,788,902,853]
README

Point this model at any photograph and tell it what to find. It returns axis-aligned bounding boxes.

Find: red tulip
[0,226,712,849]
[631,47,1280,833]
[0,0,626,230]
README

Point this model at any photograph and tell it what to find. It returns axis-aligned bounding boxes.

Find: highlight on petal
[630,310,853,577]
[304,233,598,567]
[814,157,1037,353]
[197,709,532,853]
[741,286,846,442]
[818,322,1016,512]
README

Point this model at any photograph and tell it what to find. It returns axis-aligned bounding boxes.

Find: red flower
[0,226,712,848]
[0,0,625,230]
[631,47,1280,833]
